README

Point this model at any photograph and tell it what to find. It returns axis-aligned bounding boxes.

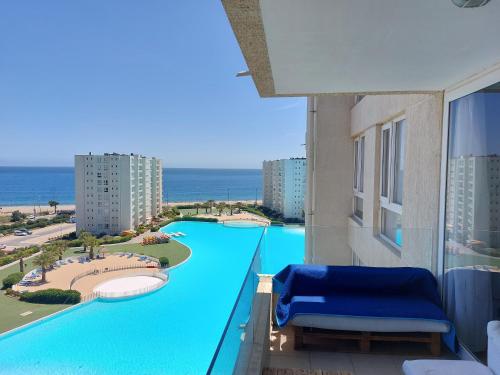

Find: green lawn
[0,240,190,334]
[100,241,191,266]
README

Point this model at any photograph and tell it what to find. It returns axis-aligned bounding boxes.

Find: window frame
[353,134,366,221]
[379,116,406,248]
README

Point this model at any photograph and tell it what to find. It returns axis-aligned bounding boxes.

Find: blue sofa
[273,265,455,354]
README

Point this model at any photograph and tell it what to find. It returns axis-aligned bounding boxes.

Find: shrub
[5,288,21,297]
[136,225,148,235]
[172,217,218,223]
[242,206,269,219]
[20,289,81,304]
[2,272,24,289]
[0,214,71,236]
[10,210,26,222]
[99,235,132,245]
[0,246,39,267]
[67,239,83,247]
[270,220,285,226]
[159,257,170,268]
[174,204,195,209]
[150,226,159,232]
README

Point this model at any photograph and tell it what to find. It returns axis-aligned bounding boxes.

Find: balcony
[210,278,455,375]
[207,226,465,375]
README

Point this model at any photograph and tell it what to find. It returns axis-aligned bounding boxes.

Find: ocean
[0,167,262,206]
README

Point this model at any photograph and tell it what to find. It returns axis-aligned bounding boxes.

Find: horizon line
[0,165,262,170]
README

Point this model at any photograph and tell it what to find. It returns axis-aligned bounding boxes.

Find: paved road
[0,223,76,250]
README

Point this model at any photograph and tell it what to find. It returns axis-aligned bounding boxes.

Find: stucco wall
[306,93,443,271]
[305,95,355,265]
[348,93,444,272]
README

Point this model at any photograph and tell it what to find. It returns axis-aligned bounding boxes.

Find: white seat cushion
[402,360,493,375]
[291,315,450,333]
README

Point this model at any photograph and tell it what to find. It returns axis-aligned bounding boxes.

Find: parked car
[19,228,32,235]
[14,230,28,236]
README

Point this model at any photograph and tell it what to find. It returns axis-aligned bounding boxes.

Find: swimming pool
[0,222,304,374]
[261,225,305,274]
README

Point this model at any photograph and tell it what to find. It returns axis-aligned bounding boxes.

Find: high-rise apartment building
[262,158,306,220]
[446,155,500,248]
[75,153,162,235]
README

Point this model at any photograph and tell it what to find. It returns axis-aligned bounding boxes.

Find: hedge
[0,214,71,236]
[159,257,170,268]
[66,234,132,248]
[175,205,196,209]
[2,272,24,289]
[0,246,39,267]
[172,216,218,223]
[156,216,218,229]
[100,235,133,245]
[20,289,81,304]
[241,207,270,219]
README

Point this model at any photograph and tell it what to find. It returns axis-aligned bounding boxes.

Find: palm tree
[207,200,215,214]
[33,248,56,283]
[87,236,99,260]
[216,202,226,216]
[51,240,68,261]
[235,202,244,214]
[19,256,24,273]
[48,200,59,214]
[194,203,201,215]
[79,231,92,253]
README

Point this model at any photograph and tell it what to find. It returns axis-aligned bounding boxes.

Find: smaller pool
[223,220,267,228]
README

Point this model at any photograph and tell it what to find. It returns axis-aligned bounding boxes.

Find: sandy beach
[0,200,262,216]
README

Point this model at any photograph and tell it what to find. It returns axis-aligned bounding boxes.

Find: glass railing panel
[306,224,435,271]
[207,230,264,375]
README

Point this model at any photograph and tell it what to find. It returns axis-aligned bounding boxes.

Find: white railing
[69,263,160,289]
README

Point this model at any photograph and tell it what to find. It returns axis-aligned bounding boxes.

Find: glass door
[444,82,500,361]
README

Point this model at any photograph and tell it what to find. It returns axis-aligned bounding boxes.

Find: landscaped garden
[0,238,190,334]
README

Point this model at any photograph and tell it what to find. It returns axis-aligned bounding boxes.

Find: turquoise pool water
[0,222,304,374]
[261,226,305,275]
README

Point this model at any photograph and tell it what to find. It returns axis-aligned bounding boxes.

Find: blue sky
[0,1,306,169]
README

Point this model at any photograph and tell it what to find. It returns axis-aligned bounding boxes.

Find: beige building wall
[307,93,444,273]
[305,95,355,266]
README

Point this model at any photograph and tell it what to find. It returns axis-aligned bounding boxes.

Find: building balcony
[207,225,472,375]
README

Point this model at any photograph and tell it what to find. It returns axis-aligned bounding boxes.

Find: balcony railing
[207,228,265,374]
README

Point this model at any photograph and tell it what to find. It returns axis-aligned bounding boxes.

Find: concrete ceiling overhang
[222,0,500,97]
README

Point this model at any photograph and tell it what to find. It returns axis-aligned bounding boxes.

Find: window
[353,135,365,220]
[380,118,406,247]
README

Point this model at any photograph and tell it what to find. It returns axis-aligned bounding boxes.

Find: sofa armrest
[488,321,500,375]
